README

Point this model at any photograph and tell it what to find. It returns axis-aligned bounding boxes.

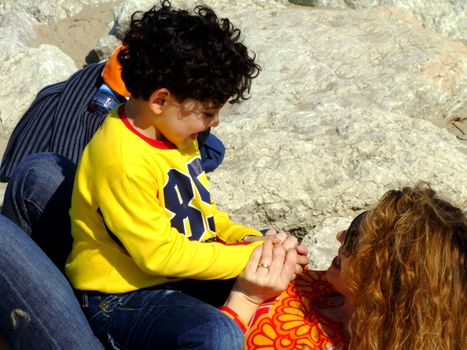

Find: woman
[244,183,466,349]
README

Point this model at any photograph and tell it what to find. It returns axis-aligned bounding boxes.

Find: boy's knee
[177,310,244,350]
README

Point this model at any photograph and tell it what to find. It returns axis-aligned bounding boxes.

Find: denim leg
[159,278,235,307]
[1,152,77,270]
[82,289,244,350]
[0,215,103,349]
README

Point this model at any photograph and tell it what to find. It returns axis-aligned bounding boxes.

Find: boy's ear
[148,88,171,114]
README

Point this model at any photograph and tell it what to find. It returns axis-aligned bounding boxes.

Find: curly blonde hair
[346,183,466,350]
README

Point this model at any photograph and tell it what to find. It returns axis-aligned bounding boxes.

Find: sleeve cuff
[218,305,248,333]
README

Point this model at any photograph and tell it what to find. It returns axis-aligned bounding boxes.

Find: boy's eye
[203,112,216,118]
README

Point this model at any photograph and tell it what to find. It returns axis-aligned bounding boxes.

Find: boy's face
[158,97,222,150]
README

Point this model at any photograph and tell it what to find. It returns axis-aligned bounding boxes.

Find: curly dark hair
[118,0,261,106]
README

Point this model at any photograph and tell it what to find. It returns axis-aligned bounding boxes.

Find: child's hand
[265,229,309,275]
[241,230,284,243]
[264,229,288,244]
[240,234,274,243]
[241,230,309,275]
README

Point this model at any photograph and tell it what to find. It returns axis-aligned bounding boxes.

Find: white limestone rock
[210,106,467,232]
[288,0,467,43]
[302,216,351,269]
[0,45,76,135]
[0,0,115,24]
[0,7,77,136]
[230,7,467,123]
[0,11,38,50]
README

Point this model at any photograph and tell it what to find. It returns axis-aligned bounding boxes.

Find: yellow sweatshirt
[65,106,262,293]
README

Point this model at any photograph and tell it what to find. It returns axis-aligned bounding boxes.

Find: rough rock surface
[1,0,466,268]
[0,0,114,24]
[289,0,467,44]
[0,11,76,136]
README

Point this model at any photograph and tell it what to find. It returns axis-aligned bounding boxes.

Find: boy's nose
[209,115,219,128]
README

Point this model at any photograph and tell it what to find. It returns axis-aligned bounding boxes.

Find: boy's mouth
[191,133,198,140]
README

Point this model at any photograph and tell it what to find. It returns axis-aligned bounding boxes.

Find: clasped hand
[233,229,309,305]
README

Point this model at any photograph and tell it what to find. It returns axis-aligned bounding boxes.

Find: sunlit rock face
[288,0,467,43]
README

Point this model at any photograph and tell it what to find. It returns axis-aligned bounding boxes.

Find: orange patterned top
[244,271,348,350]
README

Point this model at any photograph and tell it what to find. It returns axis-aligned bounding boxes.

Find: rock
[288,0,467,44]
[34,2,119,67]
[302,216,350,269]
[94,34,121,61]
[0,0,116,24]
[0,9,77,137]
[0,44,76,135]
[0,11,38,49]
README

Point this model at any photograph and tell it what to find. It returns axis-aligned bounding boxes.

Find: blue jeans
[0,214,103,349]
[2,152,77,271]
[2,152,244,349]
[80,289,243,349]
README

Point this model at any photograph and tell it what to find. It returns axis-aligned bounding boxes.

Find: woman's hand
[234,238,297,303]
[223,238,298,326]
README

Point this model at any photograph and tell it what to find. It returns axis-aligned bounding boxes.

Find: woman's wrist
[223,289,263,327]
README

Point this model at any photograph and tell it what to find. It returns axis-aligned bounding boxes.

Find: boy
[65,1,269,348]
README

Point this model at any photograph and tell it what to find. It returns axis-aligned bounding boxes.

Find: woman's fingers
[270,245,298,290]
[283,248,298,279]
[245,244,263,275]
[269,243,286,276]
[256,238,274,273]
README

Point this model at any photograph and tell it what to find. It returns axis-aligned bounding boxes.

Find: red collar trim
[118,105,176,149]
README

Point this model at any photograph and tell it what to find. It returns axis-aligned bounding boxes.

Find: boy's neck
[123,98,163,141]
